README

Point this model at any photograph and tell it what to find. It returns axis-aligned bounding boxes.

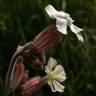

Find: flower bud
[21,76,46,95]
[21,26,61,70]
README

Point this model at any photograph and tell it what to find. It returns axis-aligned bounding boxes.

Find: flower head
[45,4,84,42]
[45,57,66,92]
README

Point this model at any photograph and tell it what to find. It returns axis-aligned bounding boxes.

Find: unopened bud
[21,76,46,95]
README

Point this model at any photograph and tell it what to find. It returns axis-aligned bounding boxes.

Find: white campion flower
[45,57,66,92]
[45,4,84,42]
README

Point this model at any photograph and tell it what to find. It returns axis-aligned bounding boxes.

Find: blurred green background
[0,0,96,96]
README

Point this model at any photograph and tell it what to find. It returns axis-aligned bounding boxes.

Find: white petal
[45,67,49,73]
[53,80,65,92]
[56,17,67,34]
[48,81,56,92]
[45,4,67,19]
[53,65,65,75]
[76,33,84,42]
[46,57,57,71]
[53,65,66,82]
[45,4,59,19]
[70,23,83,34]
[58,76,66,82]
[56,11,68,18]
[55,74,66,82]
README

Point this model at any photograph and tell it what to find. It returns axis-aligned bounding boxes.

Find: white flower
[45,57,66,92]
[45,4,84,42]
